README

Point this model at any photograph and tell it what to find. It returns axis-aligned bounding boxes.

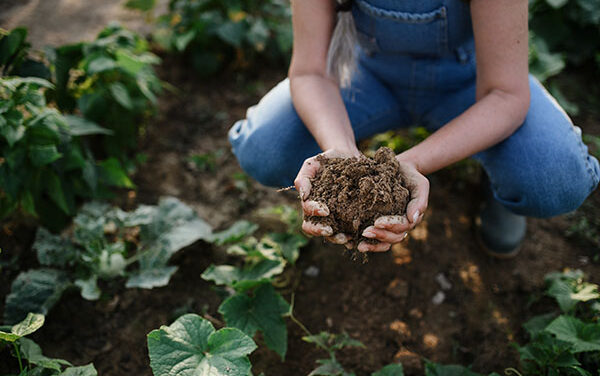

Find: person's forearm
[397,89,530,175]
[290,74,359,154]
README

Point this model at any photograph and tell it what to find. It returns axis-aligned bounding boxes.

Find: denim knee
[493,146,599,218]
[228,119,291,187]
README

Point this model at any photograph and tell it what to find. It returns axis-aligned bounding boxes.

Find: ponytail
[326,0,358,88]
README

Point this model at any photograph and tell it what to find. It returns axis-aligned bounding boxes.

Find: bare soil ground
[1,4,600,376]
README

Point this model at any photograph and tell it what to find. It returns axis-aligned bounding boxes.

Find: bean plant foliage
[0,313,98,375]
[3,197,212,324]
[48,23,162,163]
[138,0,292,75]
[0,77,123,230]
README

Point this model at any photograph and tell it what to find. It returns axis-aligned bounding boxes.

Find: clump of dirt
[306,147,410,257]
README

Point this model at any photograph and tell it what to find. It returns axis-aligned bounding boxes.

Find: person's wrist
[395,152,422,173]
[323,142,360,157]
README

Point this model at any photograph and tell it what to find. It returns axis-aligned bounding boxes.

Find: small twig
[276,186,296,192]
[203,313,225,328]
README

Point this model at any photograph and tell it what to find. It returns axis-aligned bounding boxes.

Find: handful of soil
[306,147,410,257]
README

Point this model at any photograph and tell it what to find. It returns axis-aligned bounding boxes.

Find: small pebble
[435,273,452,290]
[431,291,445,305]
[304,266,320,277]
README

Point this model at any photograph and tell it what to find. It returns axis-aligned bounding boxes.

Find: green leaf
[545,270,600,312]
[74,276,101,301]
[98,158,134,188]
[125,266,178,289]
[201,258,285,291]
[266,232,307,264]
[124,0,155,11]
[46,172,71,214]
[1,77,53,90]
[86,56,117,74]
[109,82,134,110]
[209,220,258,245]
[545,315,600,353]
[372,364,404,376]
[545,0,568,8]
[219,283,290,359]
[11,313,45,337]
[33,228,78,268]
[0,123,25,147]
[60,364,98,376]
[424,362,483,376]
[147,314,257,376]
[29,145,62,167]
[4,269,71,324]
[0,27,27,66]
[216,21,246,47]
[174,30,196,52]
[0,330,20,342]
[303,332,365,351]
[523,313,557,338]
[64,115,113,136]
[19,337,72,370]
[308,359,347,376]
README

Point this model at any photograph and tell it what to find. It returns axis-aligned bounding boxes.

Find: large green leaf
[11,312,45,337]
[147,314,257,376]
[98,158,134,188]
[209,220,258,245]
[63,115,113,136]
[219,283,290,358]
[372,364,404,376]
[0,312,44,342]
[201,258,285,291]
[0,27,27,66]
[125,266,178,289]
[28,145,62,167]
[4,269,71,324]
[545,270,600,312]
[19,337,72,371]
[545,315,600,353]
[266,232,307,264]
[60,364,98,376]
[424,362,484,376]
[33,227,79,268]
[109,82,134,110]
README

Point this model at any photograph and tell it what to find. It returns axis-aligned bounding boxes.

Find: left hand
[357,159,429,253]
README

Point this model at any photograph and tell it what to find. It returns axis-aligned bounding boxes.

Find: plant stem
[287,293,329,352]
[13,342,23,373]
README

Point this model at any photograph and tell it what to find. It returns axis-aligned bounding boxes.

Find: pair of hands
[294,149,430,252]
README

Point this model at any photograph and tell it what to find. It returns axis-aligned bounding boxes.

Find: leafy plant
[0,77,126,229]
[0,313,97,375]
[147,313,257,376]
[3,197,212,324]
[48,23,162,164]
[0,27,50,79]
[516,270,600,374]
[149,0,292,75]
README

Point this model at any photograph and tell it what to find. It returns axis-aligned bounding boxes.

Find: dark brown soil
[307,147,410,251]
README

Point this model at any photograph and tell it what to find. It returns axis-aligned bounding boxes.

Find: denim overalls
[228,0,600,218]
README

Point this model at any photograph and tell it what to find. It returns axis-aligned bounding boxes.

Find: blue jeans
[228,0,600,218]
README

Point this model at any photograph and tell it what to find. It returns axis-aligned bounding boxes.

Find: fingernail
[412,210,420,223]
[321,226,333,237]
[362,231,376,238]
[299,188,306,200]
[401,232,408,240]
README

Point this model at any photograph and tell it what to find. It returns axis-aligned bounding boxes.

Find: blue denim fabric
[228,0,600,218]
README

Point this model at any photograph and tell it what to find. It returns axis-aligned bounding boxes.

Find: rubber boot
[477,181,527,258]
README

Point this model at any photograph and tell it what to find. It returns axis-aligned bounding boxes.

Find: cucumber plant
[3,197,212,324]
[0,313,97,375]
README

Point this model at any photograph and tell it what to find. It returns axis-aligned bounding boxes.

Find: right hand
[294,148,361,248]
